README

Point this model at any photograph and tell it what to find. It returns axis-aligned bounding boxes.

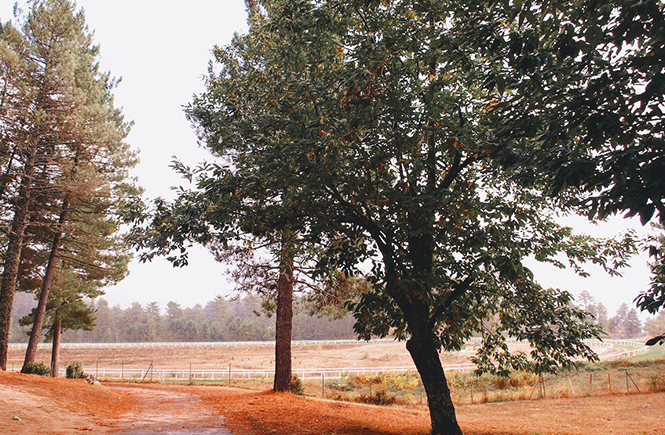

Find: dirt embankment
[0,371,132,434]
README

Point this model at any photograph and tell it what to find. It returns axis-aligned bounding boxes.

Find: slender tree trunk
[0,150,37,371]
[273,233,294,392]
[50,318,61,378]
[404,221,463,435]
[407,323,463,435]
[22,198,70,372]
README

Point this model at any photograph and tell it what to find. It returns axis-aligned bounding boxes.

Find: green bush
[23,361,51,377]
[66,361,85,379]
[291,374,304,395]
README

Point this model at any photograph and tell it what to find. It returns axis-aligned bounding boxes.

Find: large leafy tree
[641,224,665,345]
[186,1,638,434]
[453,0,665,343]
[473,0,664,226]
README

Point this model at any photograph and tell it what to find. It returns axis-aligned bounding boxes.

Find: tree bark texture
[0,151,37,370]
[407,328,463,435]
[402,226,463,435]
[273,235,295,392]
[50,318,61,377]
[22,198,70,372]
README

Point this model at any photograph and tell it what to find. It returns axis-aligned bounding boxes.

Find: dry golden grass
[7,340,460,371]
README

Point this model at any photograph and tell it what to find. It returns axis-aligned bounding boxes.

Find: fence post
[321,371,325,398]
[629,372,641,393]
[229,363,232,384]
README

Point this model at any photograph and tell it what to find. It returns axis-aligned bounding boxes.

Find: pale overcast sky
[1,1,657,318]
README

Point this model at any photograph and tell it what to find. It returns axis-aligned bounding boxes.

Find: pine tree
[0,0,137,370]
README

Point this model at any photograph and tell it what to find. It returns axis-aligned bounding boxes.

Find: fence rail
[7,338,397,350]
[7,337,648,350]
[8,350,648,381]
[17,363,477,381]
[7,338,648,381]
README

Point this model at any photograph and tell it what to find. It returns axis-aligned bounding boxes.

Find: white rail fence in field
[7,337,648,350]
[7,338,649,381]
[7,338,398,350]
[47,363,477,382]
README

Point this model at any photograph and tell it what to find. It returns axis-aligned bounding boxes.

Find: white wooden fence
[8,337,648,350]
[7,338,649,380]
[43,363,475,381]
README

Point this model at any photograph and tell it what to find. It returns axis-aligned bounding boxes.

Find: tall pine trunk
[50,318,61,378]
[273,232,294,392]
[22,198,70,372]
[0,149,37,370]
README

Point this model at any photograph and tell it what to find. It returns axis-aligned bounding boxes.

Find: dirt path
[109,385,233,435]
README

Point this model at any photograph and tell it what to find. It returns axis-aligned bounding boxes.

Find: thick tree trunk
[407,326,463,435]
[273,234,294,392]
[0,151,37,371]
[50,318,61,378]
[22,199,69,373]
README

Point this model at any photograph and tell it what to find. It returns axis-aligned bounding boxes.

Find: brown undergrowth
[195,386,664,435]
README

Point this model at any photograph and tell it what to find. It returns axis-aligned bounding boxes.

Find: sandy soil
[109,385,232,434]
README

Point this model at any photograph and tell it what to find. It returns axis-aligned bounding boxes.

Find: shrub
[291,374,304,396]
[355,390,398,406]
[66,361,85,379]
[23,361,51,377]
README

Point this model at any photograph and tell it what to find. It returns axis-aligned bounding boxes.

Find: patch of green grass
[630,345,665,361]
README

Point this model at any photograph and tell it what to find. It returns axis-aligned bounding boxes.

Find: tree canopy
[182,1,650,434]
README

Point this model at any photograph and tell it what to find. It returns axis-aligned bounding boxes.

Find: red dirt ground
[0,371,133,434]
[1,371,663,434]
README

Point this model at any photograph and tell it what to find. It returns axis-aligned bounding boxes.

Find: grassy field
[8,339,661,408]
[6,340,475,372]
[7,338,644,372]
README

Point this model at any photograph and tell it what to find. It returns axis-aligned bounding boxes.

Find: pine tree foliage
[0,0,139,370]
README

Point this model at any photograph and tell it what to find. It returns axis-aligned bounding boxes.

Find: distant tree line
[8,289,656,344]
[9,293,356,343]
[576,290,644,339]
